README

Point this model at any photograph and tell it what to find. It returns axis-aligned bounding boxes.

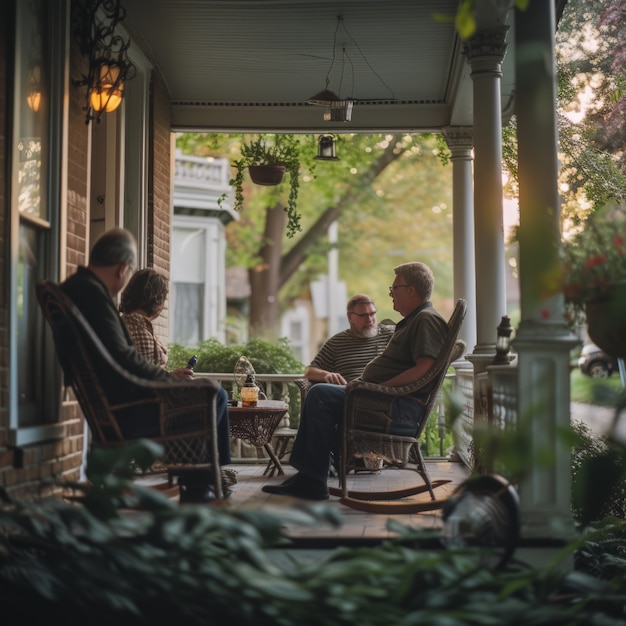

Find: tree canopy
[177,132,454,335]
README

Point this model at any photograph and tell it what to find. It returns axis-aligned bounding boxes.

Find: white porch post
[463,28,509,371]
[443,127,477,353]
[514,2,577,539]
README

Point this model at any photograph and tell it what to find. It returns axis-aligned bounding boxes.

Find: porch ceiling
[121,0,515,133]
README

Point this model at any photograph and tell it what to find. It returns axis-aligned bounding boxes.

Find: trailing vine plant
[228,134,304,238]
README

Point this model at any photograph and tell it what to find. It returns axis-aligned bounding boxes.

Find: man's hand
[323,372,348,385]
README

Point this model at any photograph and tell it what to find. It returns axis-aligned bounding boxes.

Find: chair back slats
[37,280,125,443]
[340,299,467,500]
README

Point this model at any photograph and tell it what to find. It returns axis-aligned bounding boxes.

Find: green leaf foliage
[1,442,626,624]
[571,421,626,524]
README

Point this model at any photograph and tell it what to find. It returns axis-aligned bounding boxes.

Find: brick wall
[0,2,174,497]
[67,30,90,276]
[0,19,90,498]
[149,69,172,340]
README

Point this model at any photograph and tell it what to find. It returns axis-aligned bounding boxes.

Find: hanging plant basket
[248,164,286,186]
[585,282,626,359]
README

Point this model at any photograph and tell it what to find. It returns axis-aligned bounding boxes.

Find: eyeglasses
[388,284,411,296]
[350,311,377,318]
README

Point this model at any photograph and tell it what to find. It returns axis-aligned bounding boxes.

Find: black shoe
[278,473,300,486]
[178,473,233,503]
[179,482,217,503]
[262,472,329,500]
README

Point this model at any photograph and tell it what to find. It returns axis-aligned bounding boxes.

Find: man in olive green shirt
[263,261,448,500]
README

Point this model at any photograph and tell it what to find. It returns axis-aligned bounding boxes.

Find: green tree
[501,0,626,236]
[177,133,453,337]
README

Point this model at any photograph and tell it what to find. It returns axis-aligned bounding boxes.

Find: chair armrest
[345,370,439,399]
[294,377,313,404]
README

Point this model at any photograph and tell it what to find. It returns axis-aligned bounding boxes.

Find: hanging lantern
[314,134,339,161]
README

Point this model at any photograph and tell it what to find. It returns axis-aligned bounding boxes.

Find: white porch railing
[454,361,519,471]
[196,372,458,465]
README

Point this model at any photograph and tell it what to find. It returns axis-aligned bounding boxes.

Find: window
[9,0,66,445]
[122,44,151,265]
[281,304,310,364]
[172,283,204,346]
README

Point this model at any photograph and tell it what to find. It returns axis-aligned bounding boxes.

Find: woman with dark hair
[120,268,171,371]
[119,267,234,484]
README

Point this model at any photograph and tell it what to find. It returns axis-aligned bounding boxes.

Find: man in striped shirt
[263,262,447,501]
[304,294,393,385]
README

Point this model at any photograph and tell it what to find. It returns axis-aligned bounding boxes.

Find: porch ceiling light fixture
[72,0,135,124]
[314,134,339,161]
[306,15,396,123]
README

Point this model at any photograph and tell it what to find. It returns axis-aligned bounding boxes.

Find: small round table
[228,399,289,475]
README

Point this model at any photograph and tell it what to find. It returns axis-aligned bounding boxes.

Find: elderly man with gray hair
[263,262,448,501]
[61,228,232,500]
[305,293,393,386]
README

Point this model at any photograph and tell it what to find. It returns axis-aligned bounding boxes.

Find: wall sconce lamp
[72,0,135,124]
[314,134,339,161]
[493,315,513,365]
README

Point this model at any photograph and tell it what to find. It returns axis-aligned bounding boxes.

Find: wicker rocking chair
[328,299,467,513]
[36,280,224,500]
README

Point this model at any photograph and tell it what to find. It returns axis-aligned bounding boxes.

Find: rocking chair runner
[328,299,467,513]
[36,280,223,500]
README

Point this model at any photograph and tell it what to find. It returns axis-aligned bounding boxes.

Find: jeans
[290,383,426,482]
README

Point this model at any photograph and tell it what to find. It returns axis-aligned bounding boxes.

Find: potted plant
[561,214,626,357]
[230,134,303,237]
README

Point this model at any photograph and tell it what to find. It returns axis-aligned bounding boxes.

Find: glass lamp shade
[90,85,124,113]
[90,63,124,113]
[27,65,42,111]
[323,100,354,122]
[27,90,42,112]
[314,134,339,161]
[493,315,513,364]
[241,374,259,407]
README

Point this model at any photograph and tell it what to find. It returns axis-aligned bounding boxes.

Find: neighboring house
[171,151,236,346]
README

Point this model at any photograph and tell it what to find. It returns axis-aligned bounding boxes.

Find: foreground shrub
[571,420,626,523]
[1,442,625,625]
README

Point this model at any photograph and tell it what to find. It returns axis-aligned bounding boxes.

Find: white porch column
[514,2,577,539]
[443,127,477,353]
[463,28,509,371]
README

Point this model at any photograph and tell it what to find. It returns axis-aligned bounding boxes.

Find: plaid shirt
[122,312,168,369]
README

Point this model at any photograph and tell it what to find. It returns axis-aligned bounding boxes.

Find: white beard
[352,325,378,339]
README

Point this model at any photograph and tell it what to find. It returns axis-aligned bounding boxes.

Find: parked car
[578,343,619,378]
